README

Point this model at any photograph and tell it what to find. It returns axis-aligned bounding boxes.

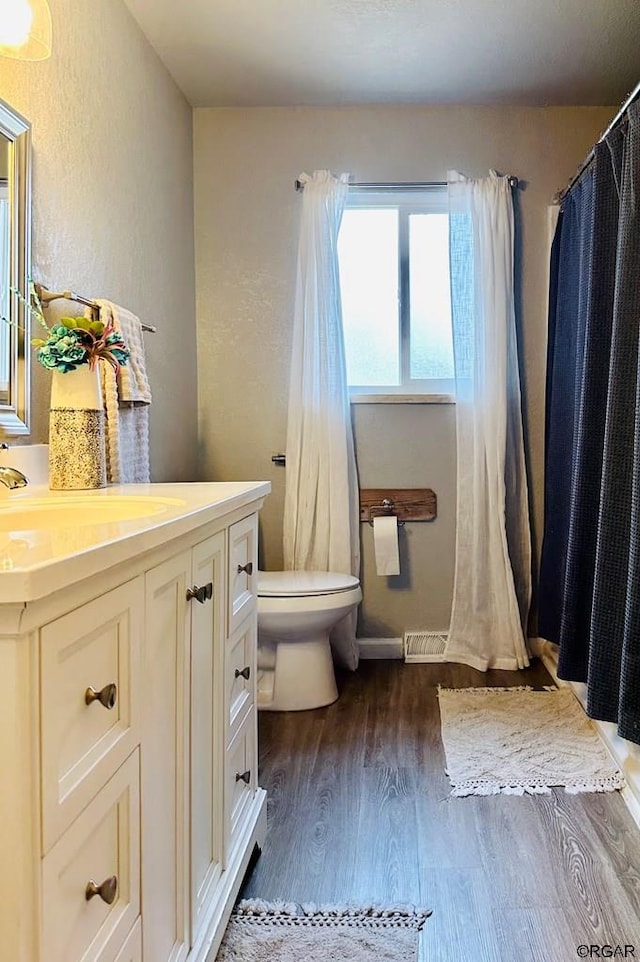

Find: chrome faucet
[0,443,28,490]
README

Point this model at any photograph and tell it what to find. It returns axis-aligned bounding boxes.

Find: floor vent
[404,631,448,663]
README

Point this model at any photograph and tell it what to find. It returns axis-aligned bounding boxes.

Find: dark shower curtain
[539,101,640,744]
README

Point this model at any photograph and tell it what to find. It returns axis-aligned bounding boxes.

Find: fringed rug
[437,685,625,797]
[216,900,432,961]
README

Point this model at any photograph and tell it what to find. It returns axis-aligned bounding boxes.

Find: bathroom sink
[0,495,186,532]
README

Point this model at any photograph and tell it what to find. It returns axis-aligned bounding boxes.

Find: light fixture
[0,0,52,61]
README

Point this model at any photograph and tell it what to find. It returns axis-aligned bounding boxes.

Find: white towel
[93,299,152,484]
[113,305,152,404]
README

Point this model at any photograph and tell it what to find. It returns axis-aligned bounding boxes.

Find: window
[338,188,454,397]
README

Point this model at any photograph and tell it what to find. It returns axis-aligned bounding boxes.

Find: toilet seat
[258,570,360,598]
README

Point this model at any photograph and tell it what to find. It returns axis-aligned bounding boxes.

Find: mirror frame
[0,99,31,436]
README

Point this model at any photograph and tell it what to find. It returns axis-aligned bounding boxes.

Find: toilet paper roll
[373,515,400,576]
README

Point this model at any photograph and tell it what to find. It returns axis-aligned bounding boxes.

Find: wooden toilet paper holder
[359,488,437,525]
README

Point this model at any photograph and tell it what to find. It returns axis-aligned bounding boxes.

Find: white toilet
[257,570,362,711]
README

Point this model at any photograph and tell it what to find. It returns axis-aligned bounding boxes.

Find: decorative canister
[48,365,107,489]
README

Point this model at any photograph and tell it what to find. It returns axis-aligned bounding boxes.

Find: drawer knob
[186,582,213,604]
[235,769,251,785]
[237,562,253,576]
[85,875,118,905]
[85,683,118,710]
[235,665,251,681]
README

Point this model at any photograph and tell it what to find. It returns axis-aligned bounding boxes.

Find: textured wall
[0,0,198,481]
[194,105,613,637]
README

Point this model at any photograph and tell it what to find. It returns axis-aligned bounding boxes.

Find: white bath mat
[437,685,625,797]
[216,900,431,961]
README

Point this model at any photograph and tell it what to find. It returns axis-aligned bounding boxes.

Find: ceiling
[122,0,640,108]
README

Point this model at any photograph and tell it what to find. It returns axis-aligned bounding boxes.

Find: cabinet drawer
[41,578,142,852]
[228,514,258,634]
[224,708,257,861]
[41,751,140,962]
[226,615,256,744]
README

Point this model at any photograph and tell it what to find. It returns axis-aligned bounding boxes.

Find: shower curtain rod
[294,175,519,191]
[558,78,640,202]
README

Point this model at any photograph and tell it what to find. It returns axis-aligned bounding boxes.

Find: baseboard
[531,637,640,830]
[358,637,403,659]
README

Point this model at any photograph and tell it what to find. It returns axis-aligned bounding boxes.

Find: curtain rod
[35,284,157,333]
[558,78,640,202]
[294,176,519,191]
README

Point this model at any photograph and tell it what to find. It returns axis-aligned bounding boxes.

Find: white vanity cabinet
[0,484,268,962]
[189,533,227,946]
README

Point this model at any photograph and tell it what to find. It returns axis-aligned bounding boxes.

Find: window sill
[350,393,456,405]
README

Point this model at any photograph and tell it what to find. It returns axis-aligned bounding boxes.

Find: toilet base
[258,634,338,711]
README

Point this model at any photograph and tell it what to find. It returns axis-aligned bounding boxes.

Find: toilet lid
[258,570,360,598]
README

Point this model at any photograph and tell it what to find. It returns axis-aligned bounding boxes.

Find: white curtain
[444,170,531,670]
[283,170,361,670]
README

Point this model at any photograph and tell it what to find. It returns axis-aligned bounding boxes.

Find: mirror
[0,98,31,435]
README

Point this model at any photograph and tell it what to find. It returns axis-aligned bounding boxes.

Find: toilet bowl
[257,570,362,711]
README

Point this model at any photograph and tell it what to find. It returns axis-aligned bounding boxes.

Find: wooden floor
[242,660,640,961]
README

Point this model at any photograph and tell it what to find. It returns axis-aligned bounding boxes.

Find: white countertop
[0,481,270,604]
